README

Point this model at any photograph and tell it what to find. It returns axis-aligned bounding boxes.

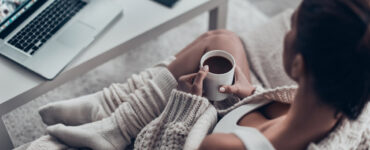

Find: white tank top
[213,99,275,150]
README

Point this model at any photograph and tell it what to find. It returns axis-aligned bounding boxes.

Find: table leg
[209,0,228,30]
[0,117,13,149]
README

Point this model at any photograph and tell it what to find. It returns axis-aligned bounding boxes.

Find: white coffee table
[0,0,228,148]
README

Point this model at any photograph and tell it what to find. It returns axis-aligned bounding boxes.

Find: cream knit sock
[47,111,128,150]
[134,90,210,150]
[39,57,176,126]
[39,92,109,126]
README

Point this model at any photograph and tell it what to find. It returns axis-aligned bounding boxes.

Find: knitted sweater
[132,69,370,150]
[134,89,211,150]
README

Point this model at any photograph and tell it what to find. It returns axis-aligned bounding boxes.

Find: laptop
[0,0,122,79]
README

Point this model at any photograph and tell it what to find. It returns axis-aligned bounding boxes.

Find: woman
[199,0,370,149]
[36,0,369,149]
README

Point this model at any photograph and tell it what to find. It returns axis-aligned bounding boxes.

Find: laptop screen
[0,0,39,33]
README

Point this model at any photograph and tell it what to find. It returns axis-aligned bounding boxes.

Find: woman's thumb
[219,85,239,94]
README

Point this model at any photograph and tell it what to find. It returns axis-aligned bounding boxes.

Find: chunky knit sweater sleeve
[134,89,211,150]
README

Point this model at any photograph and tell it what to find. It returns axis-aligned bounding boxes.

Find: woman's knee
[205,32,244,54]
[211,29,237,36]
[200,29,238,40]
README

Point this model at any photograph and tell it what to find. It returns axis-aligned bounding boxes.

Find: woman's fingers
[177,66,209,96]
[178,73,198,83]
[219,85,239,94]
[178,73,197,93]
[218,66,256,98]
[220,85,256,98]
[218,66,241,95]
[193,65,209,86]
[192,65,209,96]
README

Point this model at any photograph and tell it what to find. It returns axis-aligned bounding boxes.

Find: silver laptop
[0,0,122,79]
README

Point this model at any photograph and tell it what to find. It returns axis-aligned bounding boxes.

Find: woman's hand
[219,66,256,98]
[177,65,209,96]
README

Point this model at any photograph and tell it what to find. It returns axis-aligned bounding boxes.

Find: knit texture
[217,85,297,116]
[113,67,178,147]
[101,56,176,115]
[183,105,217,150]
[134,89,210,150]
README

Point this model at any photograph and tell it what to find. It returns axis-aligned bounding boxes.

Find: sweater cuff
[151,67,178,100]
[154,56,176,67]
[162,89,210,126]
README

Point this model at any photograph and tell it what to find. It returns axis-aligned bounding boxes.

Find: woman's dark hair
[295,0,370,120]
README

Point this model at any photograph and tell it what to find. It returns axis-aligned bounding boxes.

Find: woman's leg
[39,58,175,126]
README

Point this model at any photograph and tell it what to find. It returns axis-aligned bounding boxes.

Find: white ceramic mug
[200,50,235,101]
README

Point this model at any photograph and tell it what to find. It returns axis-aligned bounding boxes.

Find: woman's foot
[47,115,129,150]
[39,91,110,126]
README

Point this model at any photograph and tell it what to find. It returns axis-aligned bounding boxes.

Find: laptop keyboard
[8,0,87,55]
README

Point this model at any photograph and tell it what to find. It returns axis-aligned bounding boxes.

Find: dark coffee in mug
[203,56,233,74]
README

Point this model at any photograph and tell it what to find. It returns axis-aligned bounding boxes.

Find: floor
[4,0,300,148]
[249,0,301,17]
